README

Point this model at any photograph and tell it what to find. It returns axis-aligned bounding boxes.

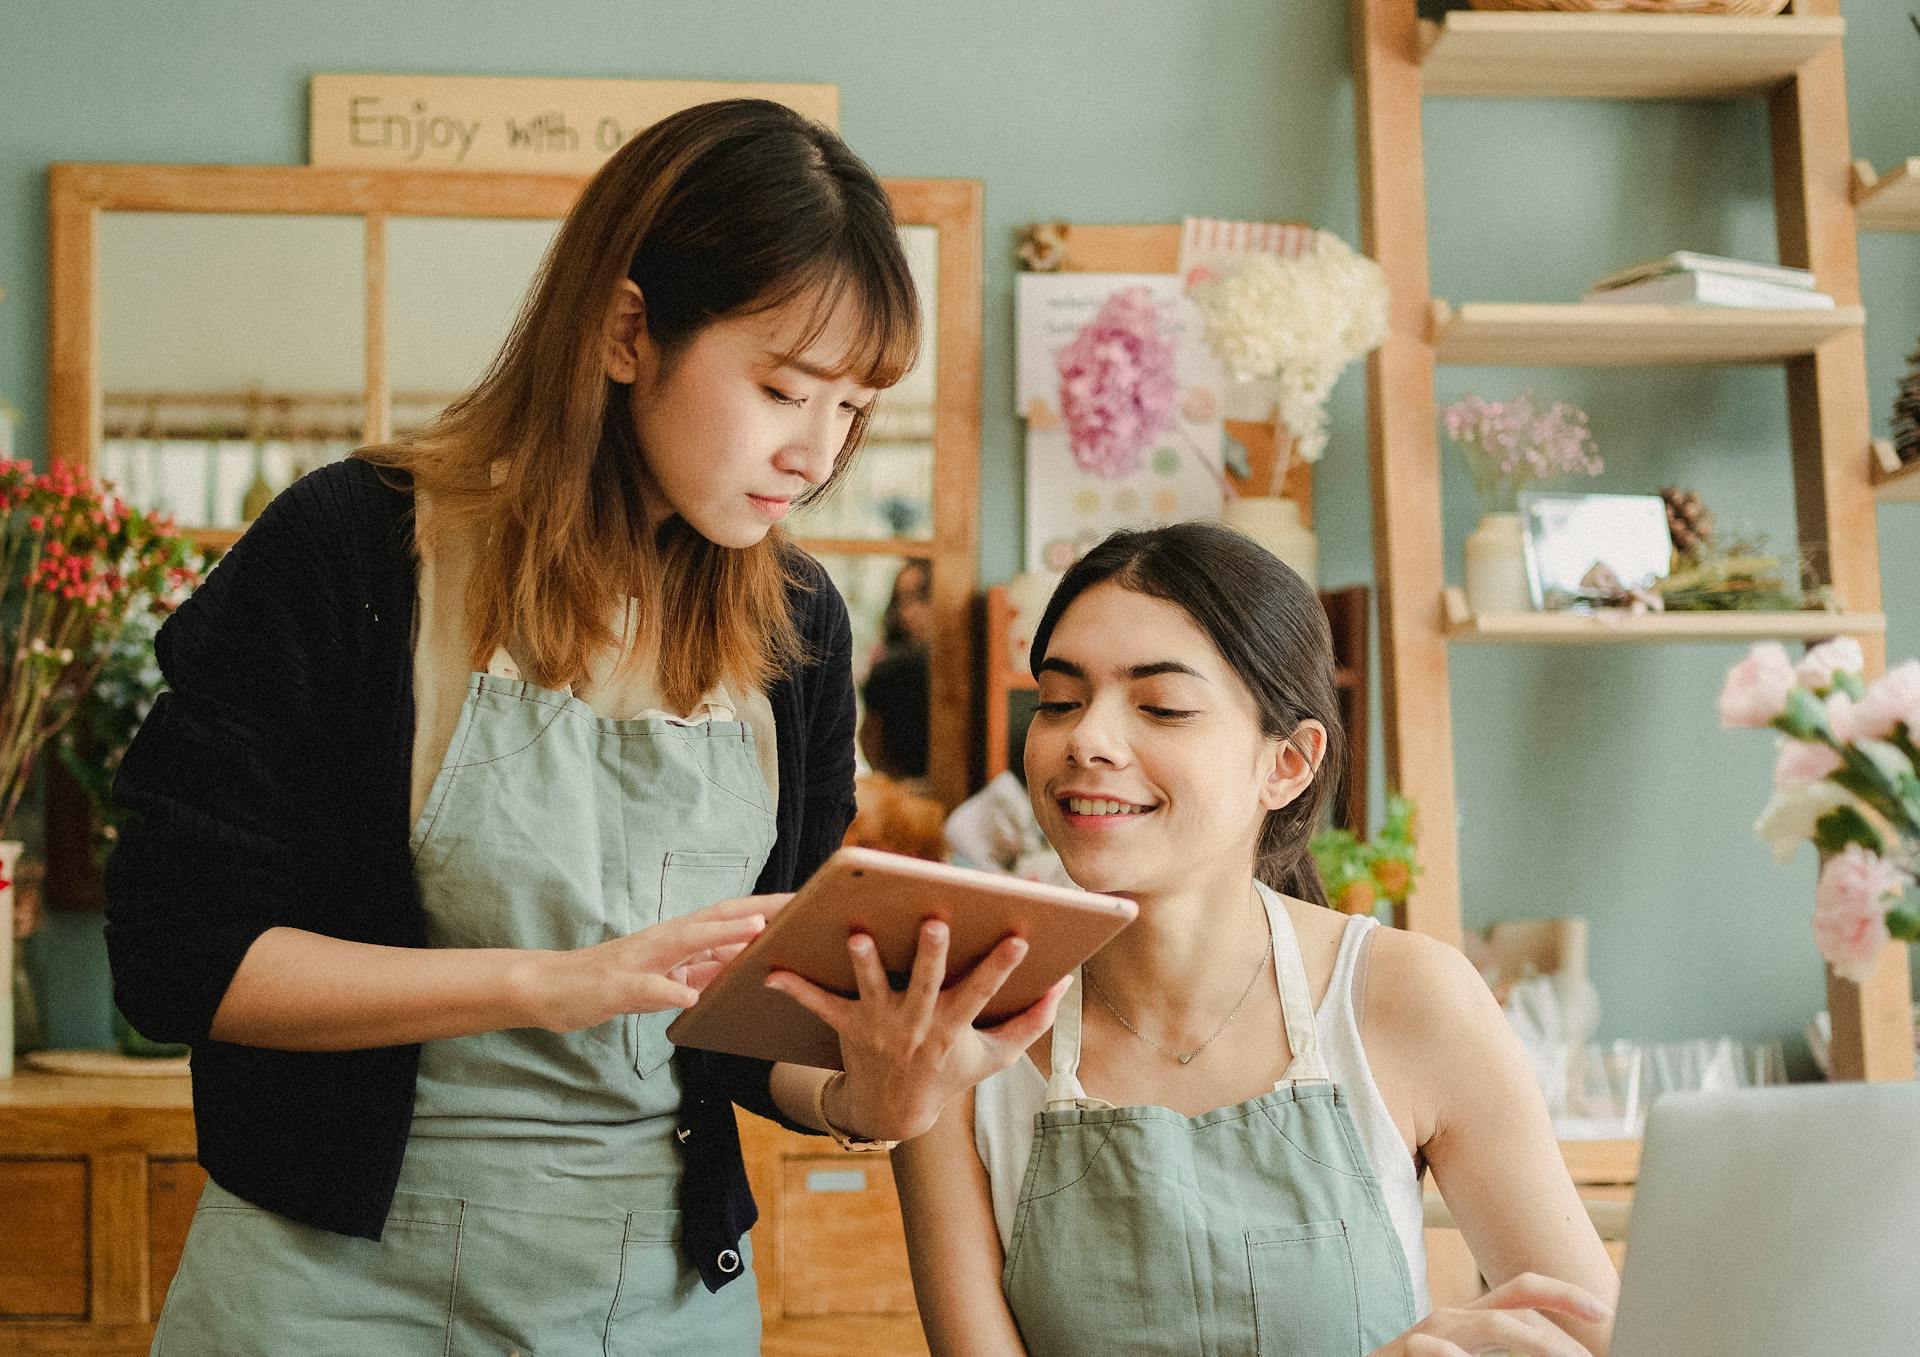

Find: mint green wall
[4,2,1915,1062]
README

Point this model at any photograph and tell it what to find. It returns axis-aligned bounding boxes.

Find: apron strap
[1260,884,1330,1085]
[1043,971,1096,1110]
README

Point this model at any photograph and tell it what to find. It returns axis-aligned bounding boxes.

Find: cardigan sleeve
[709,559,859,1131]
[103,484,344,1046]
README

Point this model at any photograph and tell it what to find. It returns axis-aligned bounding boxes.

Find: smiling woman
[891,522,1619,1357]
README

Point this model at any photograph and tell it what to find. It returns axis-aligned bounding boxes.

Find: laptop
[1611,1080,1920,1356]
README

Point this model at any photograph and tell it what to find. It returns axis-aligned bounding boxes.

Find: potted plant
[1440,392,1603,615]
[1310,794,1420,917]
[0,460,199,1073]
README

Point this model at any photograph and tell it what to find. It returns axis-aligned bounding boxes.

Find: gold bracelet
[814,1070,897,1152]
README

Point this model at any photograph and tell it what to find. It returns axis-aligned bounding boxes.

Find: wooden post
[1771,0,1913,1082]
[1350,0,1462,947]
[47,165,98,467]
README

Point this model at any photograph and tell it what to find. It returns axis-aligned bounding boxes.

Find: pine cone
[1661,486,1715,562]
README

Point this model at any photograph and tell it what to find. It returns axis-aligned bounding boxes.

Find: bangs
[750,232,922,393]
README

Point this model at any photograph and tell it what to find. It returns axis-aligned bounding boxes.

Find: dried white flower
[1189,232,1390,462]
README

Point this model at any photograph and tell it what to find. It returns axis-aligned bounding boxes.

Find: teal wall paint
[3,2,1915,1062]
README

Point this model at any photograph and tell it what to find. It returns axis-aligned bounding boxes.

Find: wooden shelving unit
[1852,158,1920,233]
[1429,299,1863,367]
[1353,0,1911,1103]
[1419,11,1843,102]
[1873,438,1920,505]
[1441,587,1885,646]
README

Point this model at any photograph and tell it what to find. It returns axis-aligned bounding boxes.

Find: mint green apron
[155,666,776,1356]
[1001,888,1417,1356]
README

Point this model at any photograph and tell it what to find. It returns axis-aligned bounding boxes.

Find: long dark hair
[1027,521,1344,906]
[362,98,920,711]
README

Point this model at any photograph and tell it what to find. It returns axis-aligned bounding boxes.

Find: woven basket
[1469,0,1791,14]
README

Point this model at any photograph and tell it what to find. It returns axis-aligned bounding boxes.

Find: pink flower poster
[1016,273,1224,572]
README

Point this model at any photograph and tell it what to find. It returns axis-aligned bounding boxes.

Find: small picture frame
[1518,491,1672,612]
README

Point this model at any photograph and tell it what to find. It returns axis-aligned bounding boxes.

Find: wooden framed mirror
[48,164,981,807]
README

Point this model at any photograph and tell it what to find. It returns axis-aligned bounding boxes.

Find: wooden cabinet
[0,1073,930,1356]
[0,1072,200,1356]
[737,1112,929,1356]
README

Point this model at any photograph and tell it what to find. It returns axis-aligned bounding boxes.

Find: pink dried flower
[1440,391,1602,509]
[1794,638,1864,693]
[1773,739,1843,792]
[1056,287,1178,480]
[1825,691,1859,745]
[1813,844,1908,983]
[1718,643,1796,729]
[1850,661,1920,743]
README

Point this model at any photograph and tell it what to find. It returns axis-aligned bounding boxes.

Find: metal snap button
[717,1248,741,1274]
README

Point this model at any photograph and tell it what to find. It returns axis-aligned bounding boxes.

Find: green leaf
[1774,687,1829,741]
[1812,804,1884,857]
[1885,905,1920,944]
[1855,738,1918,788]
[1831,670,1868,702]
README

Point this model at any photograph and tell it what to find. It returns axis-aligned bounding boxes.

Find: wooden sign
[309,74,839,174]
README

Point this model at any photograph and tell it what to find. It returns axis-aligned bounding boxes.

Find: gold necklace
[1082,930,1276,1066]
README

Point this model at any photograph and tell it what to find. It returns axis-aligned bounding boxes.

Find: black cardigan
[103,457,852,1292]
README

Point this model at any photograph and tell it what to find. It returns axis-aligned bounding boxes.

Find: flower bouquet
[1441,392,1602,615]
[1719,638,1920,982]
[1187,230,1389,473]
[0,460,199,841]
[1441,392,1603,515]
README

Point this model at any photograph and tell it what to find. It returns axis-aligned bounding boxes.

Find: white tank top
[971,883,1430,1312]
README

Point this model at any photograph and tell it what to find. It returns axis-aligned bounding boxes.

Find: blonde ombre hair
[360,100,920,710]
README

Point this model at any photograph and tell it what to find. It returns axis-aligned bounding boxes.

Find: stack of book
[1581,252,1834,310]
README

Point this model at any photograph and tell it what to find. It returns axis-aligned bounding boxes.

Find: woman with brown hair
[889,523,1618,1356]
[105,99,1063,1355]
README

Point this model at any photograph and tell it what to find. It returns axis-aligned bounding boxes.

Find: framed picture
[1518,491,1672,611]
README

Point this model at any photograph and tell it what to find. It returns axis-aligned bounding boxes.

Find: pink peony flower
[1849,661,1920,743]
[1718,643,1796,729]
[1773,738,1843,792]
[1794,638,1864,693]
[1056,287,1179,480]
[1812,844,1908,983]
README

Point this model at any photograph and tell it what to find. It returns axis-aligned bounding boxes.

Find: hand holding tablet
[665,847,1137,1071]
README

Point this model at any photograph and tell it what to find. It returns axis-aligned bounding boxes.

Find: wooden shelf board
[1854,158,1920,233]
[1874,438,1920,504]
[1418,12,1842,101]
[1442,588,1884,646]
[1430,300,1862,367]
[1561,1136,1640,1187]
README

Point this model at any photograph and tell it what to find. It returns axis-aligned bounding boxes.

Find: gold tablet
[665,846,1137,1070]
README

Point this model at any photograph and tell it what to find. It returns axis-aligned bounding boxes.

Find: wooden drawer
[777,1156,916,1318]
[0,1157,89,1318]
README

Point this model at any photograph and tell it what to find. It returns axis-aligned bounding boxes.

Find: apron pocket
[633,851,754,1077]
[1248,1219,1364,1357]
[157,1184,464,1357]
[608,1223,758,1357]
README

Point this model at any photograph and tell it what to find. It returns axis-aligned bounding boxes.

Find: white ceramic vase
[1464,510,1533,616]
[0,840,21,1078]
[1221,496,1318,588]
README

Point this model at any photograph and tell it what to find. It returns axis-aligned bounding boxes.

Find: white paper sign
[1016,273,1224,573]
